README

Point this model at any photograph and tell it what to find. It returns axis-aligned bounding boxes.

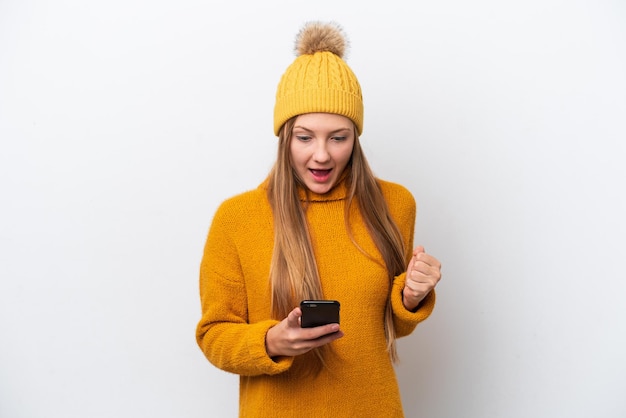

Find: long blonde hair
[267,117,407,370]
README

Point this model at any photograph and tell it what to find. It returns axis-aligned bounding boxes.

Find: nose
[312,139,331,163]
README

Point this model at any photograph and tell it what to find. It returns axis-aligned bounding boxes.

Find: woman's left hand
[402,246,441,311]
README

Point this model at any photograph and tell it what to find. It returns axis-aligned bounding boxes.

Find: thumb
[413,245,425,256]
[287,307,302,328]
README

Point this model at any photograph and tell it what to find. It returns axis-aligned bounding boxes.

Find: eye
[295,135,312,142]
[331,136,347,142]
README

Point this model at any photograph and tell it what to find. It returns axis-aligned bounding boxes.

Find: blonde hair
[267,117,406,372]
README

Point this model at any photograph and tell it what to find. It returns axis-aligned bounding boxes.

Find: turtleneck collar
[296,173,349,202]
[261,170,350,203]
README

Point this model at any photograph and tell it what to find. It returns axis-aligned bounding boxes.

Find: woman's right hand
[265,307,344,358]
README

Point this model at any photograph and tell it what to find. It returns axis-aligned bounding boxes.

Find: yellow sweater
[196,178,436,418]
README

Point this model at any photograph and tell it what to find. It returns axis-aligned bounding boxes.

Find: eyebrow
[293,126,352,134]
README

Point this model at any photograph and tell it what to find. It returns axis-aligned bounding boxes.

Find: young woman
[196,21,442,418]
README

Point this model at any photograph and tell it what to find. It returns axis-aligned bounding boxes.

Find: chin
[307,183,333,194]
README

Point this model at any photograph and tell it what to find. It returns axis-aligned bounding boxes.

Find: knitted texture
[273,22,364,136]
[196,178,436,417]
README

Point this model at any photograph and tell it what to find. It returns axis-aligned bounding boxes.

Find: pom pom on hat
[294,21,347,58]
[273,21,363,136]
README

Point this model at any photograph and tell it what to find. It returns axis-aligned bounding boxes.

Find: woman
[196,21,442,417]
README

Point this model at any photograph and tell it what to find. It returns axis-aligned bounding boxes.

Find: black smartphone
[300,300,340,328]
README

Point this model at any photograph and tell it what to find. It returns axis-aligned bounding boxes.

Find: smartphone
[300,300,340,328]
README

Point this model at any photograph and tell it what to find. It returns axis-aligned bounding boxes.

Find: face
[290,113,355,195]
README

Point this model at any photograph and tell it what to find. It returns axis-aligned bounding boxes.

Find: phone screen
[300,300,340,328]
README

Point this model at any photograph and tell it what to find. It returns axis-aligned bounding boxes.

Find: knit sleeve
[380,180,437,337]
[195,198,294,376]
[391,275,436,337]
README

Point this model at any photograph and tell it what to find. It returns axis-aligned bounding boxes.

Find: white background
[1,1,625,417]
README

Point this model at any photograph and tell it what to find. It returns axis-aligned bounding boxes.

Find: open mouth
[310,168,332,182]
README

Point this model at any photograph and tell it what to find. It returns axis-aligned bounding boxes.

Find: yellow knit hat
[273,21,363,136]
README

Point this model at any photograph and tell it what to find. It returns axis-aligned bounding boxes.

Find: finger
[410,261,441,282]
[286,307,302,328]
[415,252,442,270]
[407,264,440,287]
[409,259,441,280]
[301,323,341,340]
[411,258,435,274]
[312,329,344,346]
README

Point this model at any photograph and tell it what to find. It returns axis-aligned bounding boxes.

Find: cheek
[336,144,354,166]
[289,145,307,168]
